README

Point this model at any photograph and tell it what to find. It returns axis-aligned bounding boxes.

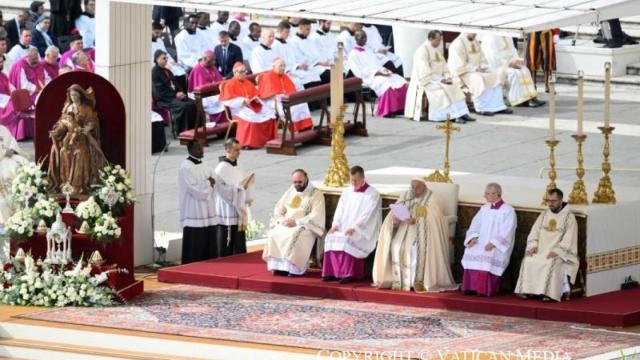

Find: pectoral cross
[426,115,460,183]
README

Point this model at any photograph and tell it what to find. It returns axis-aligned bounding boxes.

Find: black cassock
[215,157,247,258]
[152,65,196,135]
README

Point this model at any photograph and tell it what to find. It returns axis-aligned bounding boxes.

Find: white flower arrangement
[75,196,103,224]
[95,164,135,215]
[31,198,62,225]
[91,213,122,243]
[10,162,48,208]
[0,254,123,307]
[5,209,35,243]
[245,218,265,242]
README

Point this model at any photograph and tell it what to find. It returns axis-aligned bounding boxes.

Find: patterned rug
[18,285,640,358]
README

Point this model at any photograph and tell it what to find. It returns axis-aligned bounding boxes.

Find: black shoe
[454,117,467,124]
[461,114,476,122]
[288,273,302,277]
[603,41,624,48]
[623,34,638,45]
[322,276,337,282]
[499,108,513,114]
[478,111,494,117]
[528,99,546,108]
[272,270,289,276]
[338,277,353,284]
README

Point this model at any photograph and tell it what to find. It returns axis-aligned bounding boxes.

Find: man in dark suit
[214,31,243,79]
[5,10,29,49]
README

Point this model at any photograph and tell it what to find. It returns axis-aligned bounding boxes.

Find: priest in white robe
[461,183,517,296]
[362,24,403,75]
[0,124,29,262]
[250,29,278,74]
[480,35,545,108]
[309,20,342,74]
[273,21,320,89]
[178,141,219,264]
[242,23,262,71]
[263,169,325,276]
[373,178,458,292]
[214,138,254,257]
[515,188,579,302]
[210,11,229,38]
[405,30,473,124]
[349,30,408,118]
[448,33,512,116]
[323,166,381,284]
[175,15,206,71]
[196,12,220,52]
[289,18,331,85]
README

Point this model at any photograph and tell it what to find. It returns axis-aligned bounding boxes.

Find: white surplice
[272,38,320,87]
[405,41,469,122]
[197,27,220,52]
[214,160,254,227]
[177,158,219,228]
[481,35,538,106]
[152,38,186,77]
[448,34,506,113]
[461,202,517,276]
[289,33,329,78]
[75,14,96,48]
[250,44,278,74]
[221,94,276,123]
[348,47,407,97]
[241,35,261,68]
[362,25,402,68]
[175,30,206,69]
[324,185,382,259]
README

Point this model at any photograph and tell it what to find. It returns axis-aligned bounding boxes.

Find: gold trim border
[587,245,640,273]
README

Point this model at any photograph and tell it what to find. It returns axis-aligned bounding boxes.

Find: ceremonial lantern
[46,212,72,264]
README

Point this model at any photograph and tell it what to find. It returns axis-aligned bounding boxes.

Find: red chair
[10,89,35,140]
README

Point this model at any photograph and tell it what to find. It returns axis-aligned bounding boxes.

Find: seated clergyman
[262,169,325,276]
[515,188,579,302]
[373,178,458,292]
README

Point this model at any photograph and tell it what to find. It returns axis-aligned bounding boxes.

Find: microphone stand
[149,142,171,269]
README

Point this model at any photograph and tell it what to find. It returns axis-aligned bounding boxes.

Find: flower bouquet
[91,213,122,243]
[31,197,61,226]
[10,162,48,209]
[95,164,135,215]
[5,209,35,243]
[75,196,103,229]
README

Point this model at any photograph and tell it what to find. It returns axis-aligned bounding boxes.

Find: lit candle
[604,62,611,127]
[549,80,556,140]
[577,71,584,135]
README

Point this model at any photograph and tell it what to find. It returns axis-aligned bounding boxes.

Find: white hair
[45,45,60,56]
[486,182,502,196]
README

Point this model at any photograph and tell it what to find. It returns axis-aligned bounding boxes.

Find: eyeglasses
[235,70,247,74]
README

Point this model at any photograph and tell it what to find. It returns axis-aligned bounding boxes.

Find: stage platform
[158,252,640,327]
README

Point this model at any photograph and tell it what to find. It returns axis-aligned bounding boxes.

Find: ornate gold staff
[542,80,559,205]
[324,43,350,187]
[569,71,588,205]
[426,114,459,183]
[593,62,616,204]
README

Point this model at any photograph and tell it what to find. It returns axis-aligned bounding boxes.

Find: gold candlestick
[568,134,588,205]
[593,126,616,204]
[426,115,460,183]
[542,139,560,205]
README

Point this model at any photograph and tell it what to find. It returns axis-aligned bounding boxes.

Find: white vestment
[152,38,187,77]
[337,30,355,73]
[210,21,229,37]
[448,35,506,113]
[197,27,220,52]
[405,42,469,122]
[250,44,278,74]
[241,36,261,68]
[515,206,579,301]
[263,183,326,275]
[362,25,402,68]
[177,158,219,228]
[289,34,330,77]
[348,47,407,97]
[481,35,537,106]
[75,14,96,48]
[175,30,206,69]
[272,38,320,87]
[0,125,29,261]
[221,94,276,123]
[461,202,517,276]
[324,185,382,259]
[214,160,254,227]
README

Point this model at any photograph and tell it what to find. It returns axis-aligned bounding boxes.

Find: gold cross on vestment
[426,115,460,183]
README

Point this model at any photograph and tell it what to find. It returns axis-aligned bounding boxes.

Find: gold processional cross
[426,115,460,183]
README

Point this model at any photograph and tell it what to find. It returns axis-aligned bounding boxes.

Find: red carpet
[158,252,640,327]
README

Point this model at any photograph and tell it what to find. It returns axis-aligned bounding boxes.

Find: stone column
[95,0,153,266]
[392,26,429,76]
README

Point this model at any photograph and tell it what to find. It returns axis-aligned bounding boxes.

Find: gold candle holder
[592,126,616,204]
[542,139,560,205]
[568,134,589,205]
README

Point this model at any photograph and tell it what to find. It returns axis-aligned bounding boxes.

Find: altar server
[323,166,381,284]
[448,33,512,116]
[362,24,403,75]
[219,62,277,149]
[348,30,408,117]
[272,21,320,89]
[481,34,545,107]
[263,169,325,276]
[175,14,206,71]
[373,178,458,292]
[461,183,517,296]
[178,141,219,264]
[250,29,278,74]
[214,138,254,257]
[516,188,578,301]
[289,18,331,85]
[405,30,472,123]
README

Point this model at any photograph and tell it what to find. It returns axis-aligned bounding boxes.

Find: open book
[389,203,410,221]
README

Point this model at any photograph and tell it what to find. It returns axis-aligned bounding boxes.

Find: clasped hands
[525,247,558,259]
[328,225,355,236]
[176,91,187,100]
[392,217,416,226]
[281,218,296,227]
[466,237,495,251]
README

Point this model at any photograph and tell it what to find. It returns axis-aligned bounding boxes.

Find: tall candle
[604,62,611,127]
[549,80,556,140]
[577,71,584,135]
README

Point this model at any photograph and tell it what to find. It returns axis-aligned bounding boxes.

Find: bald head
[354,30,367,46]
[262,28,275,47]
[272,57,286,74]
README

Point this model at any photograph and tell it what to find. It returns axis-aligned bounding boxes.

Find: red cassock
[219,78,277,149]
[257,71,313,132]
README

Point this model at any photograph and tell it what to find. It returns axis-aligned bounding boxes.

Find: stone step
[627,62,640,76]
